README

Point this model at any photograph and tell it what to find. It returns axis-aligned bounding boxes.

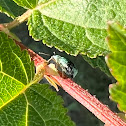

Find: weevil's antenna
[39,52,53,63]
[39,52,50,56]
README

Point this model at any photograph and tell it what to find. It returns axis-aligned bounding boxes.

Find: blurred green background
[0,13,118,126]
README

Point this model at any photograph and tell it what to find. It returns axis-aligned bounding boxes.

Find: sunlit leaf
[0,32,75,125]
[10,0,126,57]
[105,22,126,112]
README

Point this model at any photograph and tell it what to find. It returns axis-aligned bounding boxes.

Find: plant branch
[3,9,33,29]
[2,0,56,30]
[50,76,126,126]
[14,41,126,126]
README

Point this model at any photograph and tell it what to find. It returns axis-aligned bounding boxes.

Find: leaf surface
[5,0,126,57]
[28,10,109,57]
[83,56,111,76]
[105,22,126,112]
[0,32,34,107]
[0,0,26,18]
[27,0,126,57]
[0,32,75,125]
[0,84,75,126]
[13,0,38,9]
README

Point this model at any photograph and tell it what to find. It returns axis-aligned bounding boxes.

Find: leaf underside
[1,0,126,57]
[83,55,111,76]
[27,0,126,57]
[106,22,126,112]
[0,0,26,19]
[0,32,75,126]
[28,9,109,58]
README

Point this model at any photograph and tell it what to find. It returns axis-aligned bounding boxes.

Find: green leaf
[4,0,125,57]
[0,0,26,19]
[13,0,39,9]
[28,10,109,57]
[83,55,111,76]
[40,0,126,29]
[0,84,75,126]
[105,22,126,112]
[0,32,34,107]
[27,0,126,57]
[0,32,75,125]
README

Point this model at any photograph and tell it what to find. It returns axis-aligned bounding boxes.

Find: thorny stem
[15,41,126,126]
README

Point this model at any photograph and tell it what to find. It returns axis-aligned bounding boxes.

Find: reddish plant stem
[15,41,46,66]
[16,41,126,126]
[51,76,126,126]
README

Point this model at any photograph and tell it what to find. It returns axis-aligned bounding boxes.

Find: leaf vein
[29,103,46,126]
[1,0,14,15]
[0,71,24,86]
[12,52,29,83]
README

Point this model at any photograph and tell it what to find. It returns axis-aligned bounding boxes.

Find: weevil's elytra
[48,55,78,78]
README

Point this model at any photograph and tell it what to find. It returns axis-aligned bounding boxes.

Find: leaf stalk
[3,9,33,29]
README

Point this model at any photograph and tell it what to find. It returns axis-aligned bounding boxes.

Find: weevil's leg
[61,70,64,78]
[47,56,53,64]
[47,58,51,63]
[55,62,64,78]
[55,62,58,71]
[44,75,59,91]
